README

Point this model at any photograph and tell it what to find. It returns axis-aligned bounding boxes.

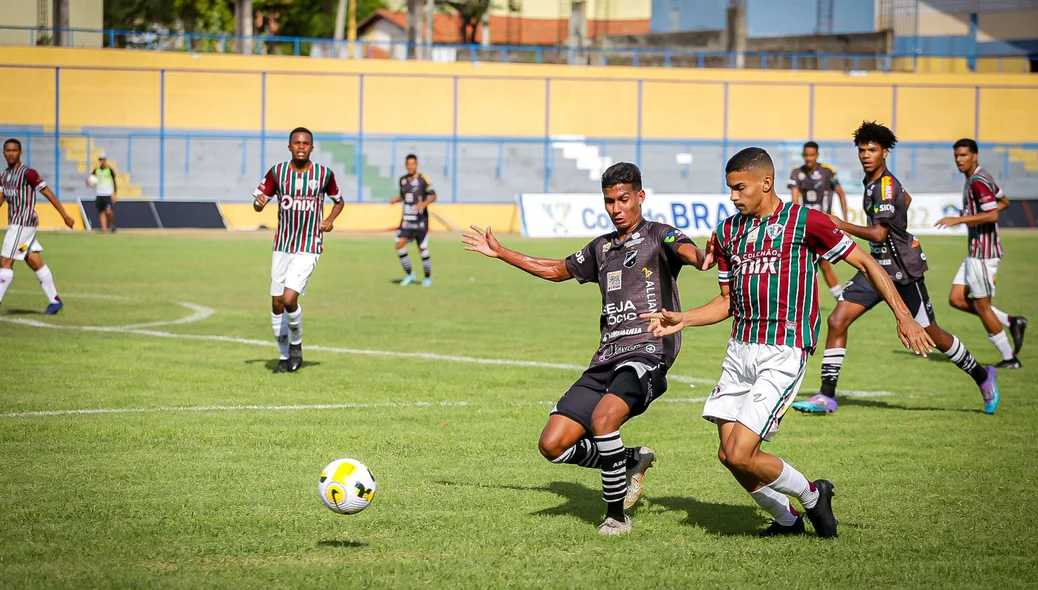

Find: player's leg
[419,231,432,287]
[0,256,13,306]
[819,259,842,299]
[968,258,1019,367]
[95,198,108,232]
[0,225,21,306]
[949,259,1025,352]
[604,359,667,511]
[794,274,872,414]
[105,200,116,233]
[719,345,837,538]
[24,250,63,314]
[269,252,292,372]
[910,279,999,413]
[396,232,416,286]
[589,392,633,534]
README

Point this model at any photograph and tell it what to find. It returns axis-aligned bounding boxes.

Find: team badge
[810,170,822,180]
[766,224,784,240]
[624,250,638,268]
[308,179,319,191]
[607,271,622,292]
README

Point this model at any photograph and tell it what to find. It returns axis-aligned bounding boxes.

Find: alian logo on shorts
[646,344,656,354]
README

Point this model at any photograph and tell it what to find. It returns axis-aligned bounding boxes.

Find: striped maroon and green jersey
[962,167,1004,259]
[254,161,343,254]
[1,164,47,227]
[715,202,856,351]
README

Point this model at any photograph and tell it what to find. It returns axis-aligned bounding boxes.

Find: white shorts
[270,251,319,296]
[2,225,43,260]
[702,339,808,442]
[952,257,999,299]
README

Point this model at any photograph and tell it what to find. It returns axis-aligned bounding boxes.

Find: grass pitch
[1,231,1037,589]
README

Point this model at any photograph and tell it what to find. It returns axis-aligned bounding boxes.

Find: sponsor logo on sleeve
[664,229,685,243]
[574,249,586,264]
[881,176,893,201]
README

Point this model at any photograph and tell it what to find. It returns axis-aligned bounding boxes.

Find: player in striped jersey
[795,122,1001,416]
[253,128,344,373]
[934,139,1026,369]
[642,148,933,538]
[0,138,75,314]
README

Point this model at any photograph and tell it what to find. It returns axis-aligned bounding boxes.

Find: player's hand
[639,309,686,337]
[934,217,960,229]
[62,214,74,229]
[319,220,334,232]
[112,194,117,204]
[253,194,268,212]
[699,231,718,270]
[462,225,501,258]
[896,316,935,357]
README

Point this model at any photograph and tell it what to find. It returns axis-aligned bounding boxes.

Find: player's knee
[948,292,968,310]
[827,311,848,333]
[716,446,728,466]
[537,435,565,461]
[720,441,753,473]
[420,248,430,258]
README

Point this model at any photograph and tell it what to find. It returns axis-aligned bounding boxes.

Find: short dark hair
[405,153,418,162]
[725,147,774,176]
[853,121,898,150]
[601,162,642,192]
[4,138,21,150]
[953,138,978,154]
[803,141,819,151]
[288,127,313,142]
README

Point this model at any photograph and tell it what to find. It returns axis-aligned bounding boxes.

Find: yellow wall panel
[221,202,519,233]
[164,71,262,130]
[812,85,893,142]
[727,84,810,140]
[59,69,161,128]
[641,81,724,139]
[265,74,360,133]
[895,86,975,142]
[457,78,546,137]
[362,76,454,135]
[0,202,84,231]
[0,67,55,127]
[978,88,1038,144]
[549,80,638,138]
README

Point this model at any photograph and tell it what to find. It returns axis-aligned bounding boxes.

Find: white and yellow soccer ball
[86,174,98,187]
[318,458,376,515]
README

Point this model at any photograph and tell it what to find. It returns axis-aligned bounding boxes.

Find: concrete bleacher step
[316,141,397,200]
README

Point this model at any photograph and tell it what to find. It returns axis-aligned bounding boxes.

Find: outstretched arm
[675,234,717,271]
[830,214,888,243]
[462,225,573,282]
[640,284,732,337]
[835,184,848,221]
[842,247,934,356]
[40,187,74,229]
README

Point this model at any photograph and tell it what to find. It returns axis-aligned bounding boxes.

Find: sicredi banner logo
[518,193,967,238]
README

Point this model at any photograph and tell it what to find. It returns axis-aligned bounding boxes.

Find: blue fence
[3,25,1034,73]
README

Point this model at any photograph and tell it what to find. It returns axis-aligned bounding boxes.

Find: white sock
[34,265,59,303]
[992,307,1011,328]
[271,312,289,360]
[989,330,1014,361]
[287,305,303,346]
[0,268,13,303]
[750,485,798,526]
[829,285,843,299]
[768,460,819,510]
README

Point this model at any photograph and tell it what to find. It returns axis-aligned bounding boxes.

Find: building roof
[357,9,650,46]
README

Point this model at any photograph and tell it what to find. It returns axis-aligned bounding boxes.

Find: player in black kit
[463,162,716,535]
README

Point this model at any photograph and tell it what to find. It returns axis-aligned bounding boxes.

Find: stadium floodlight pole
[348,0,357,58]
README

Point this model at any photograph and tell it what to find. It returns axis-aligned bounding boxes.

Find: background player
[794,122,1000,416]
[253,127,344,373]
[0,138,74,314]
[463,162,714,536]
[935,138,1026,368]
[391,154,435,287]
[87,152,117,233]
[642,147,932,538]
[787,141,848,300]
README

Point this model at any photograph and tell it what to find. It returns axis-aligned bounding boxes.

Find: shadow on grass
[1,308,43,315]
[244,359,323,372]
[438,480,762,535]
[316,540,367,548]
[839,397,982,414]
[892,350,952,362]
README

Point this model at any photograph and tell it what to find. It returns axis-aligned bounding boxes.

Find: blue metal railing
[4,25,1035,73]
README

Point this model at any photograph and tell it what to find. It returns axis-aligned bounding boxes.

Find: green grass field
[2,230,1037,589]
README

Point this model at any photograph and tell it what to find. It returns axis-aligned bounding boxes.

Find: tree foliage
[435,0,491,44]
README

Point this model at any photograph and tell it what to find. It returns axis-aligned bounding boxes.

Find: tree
[435,0,491,45]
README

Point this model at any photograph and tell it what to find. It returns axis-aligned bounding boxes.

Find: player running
[391,154,436,287]
[793,122,1000,416]
[642,147,933,538]
[787,141,849,300]
[463,162,715,536]
[0,138,75,314]
[253,127,344,373]
[934,138,1026,368]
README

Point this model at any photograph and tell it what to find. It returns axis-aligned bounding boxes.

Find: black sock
[819,347,845,399]
[420,249,431,278]
[549,438,600,468]
[595,431,627,521]
[943,336,988,385]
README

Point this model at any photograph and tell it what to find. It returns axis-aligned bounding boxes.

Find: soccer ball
[86,174,98,187]
[318,458,376,514]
